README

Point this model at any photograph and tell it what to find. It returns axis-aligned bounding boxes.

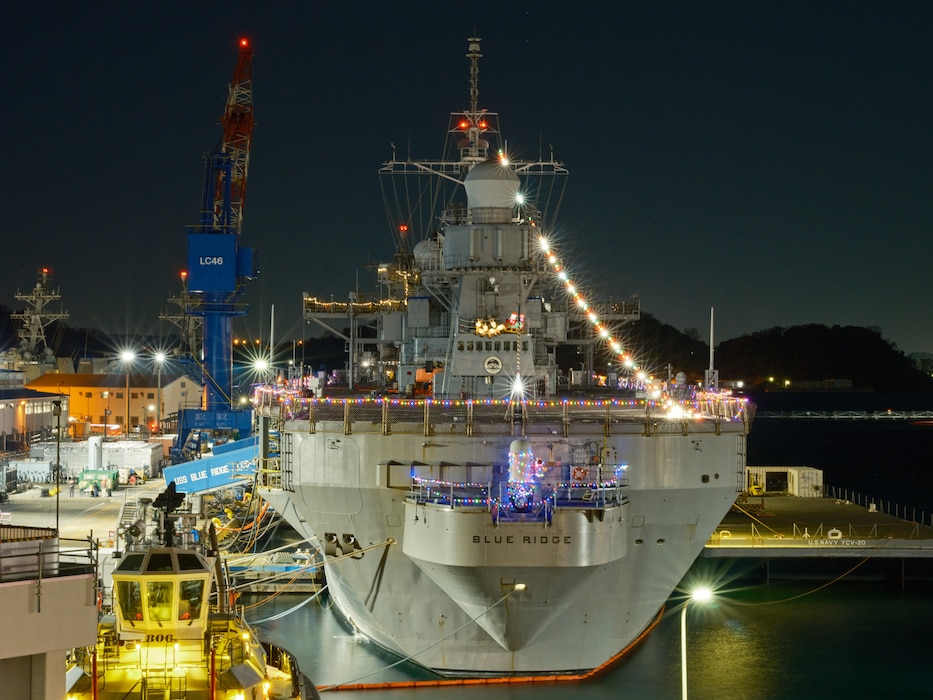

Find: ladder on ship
[440,305,459,397]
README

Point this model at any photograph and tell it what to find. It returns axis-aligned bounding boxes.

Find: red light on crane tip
[240,38,249,47]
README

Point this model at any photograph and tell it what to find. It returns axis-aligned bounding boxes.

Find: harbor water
[250,401,933,699]
[250,581,933,699]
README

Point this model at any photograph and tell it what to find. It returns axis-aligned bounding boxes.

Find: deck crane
[172,38,257,461]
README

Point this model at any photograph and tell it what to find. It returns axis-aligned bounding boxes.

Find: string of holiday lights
[264,391,747,416]
[537,234,642,377]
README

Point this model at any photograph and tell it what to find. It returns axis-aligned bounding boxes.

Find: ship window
[145,552,175,572]
[115,553,145,572]
[522,341,529,351]
[458,341,464,351]
[146,581,174,622]
[485,341,492,351]
[494,342,500,352]
[176,552,205,571]
[117,580,142,621]
[466,342,474,352]
[178,579,204,620]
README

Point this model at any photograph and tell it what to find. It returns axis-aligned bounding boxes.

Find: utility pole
[52,398,62,531]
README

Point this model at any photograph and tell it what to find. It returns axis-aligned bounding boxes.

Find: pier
[704,495,933,585]
[755,409,933,421]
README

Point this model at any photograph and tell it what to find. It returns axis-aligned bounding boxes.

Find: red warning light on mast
[239,38,249,48]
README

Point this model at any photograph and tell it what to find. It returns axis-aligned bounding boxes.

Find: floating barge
[702,494,933,585]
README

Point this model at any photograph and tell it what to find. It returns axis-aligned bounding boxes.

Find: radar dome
[464,160,520,220]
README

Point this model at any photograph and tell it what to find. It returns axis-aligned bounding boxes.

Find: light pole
[121,350,136,440]
[154,351,166,435]
[52,398,62,531]
[681,587,713,700]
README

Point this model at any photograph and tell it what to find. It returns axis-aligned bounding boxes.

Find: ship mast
[461,37,488,168]
[11,267,69,359]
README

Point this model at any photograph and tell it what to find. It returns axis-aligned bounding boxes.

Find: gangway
[163,436,258,495]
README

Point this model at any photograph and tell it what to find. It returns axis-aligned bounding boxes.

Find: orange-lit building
[25,373,194,437]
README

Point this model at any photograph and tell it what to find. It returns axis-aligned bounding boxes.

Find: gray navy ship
[258,37,753,677]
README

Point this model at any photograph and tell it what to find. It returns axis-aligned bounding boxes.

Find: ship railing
[409,476,491,509]
[409,469,628,525]
[207,613,259,672]
[407,325,452,339]
[302,296,407,316]
[281,396,753,437]
[0,529,97,582]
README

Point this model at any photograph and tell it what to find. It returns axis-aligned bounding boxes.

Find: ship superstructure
[303,38,640,398]
[258,38,753,677]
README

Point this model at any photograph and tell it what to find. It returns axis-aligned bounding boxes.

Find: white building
[0,528,98,699]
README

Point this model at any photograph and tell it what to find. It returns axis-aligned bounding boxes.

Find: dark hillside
[716,324,932,392]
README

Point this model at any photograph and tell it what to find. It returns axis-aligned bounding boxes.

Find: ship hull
[261,405,746,675]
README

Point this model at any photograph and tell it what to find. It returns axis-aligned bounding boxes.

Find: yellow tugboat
[67,487,311,699]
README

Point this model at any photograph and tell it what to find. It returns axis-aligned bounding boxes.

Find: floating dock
[703,495,933,584]
[228,552,324,594]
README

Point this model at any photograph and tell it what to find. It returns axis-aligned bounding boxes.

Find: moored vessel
[67,490,309,699]
[258,37,753,677]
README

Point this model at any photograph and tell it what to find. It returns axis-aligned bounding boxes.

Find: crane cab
[112,547,213,641]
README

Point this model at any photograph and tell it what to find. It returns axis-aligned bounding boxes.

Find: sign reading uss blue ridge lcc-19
[163,445,257,494]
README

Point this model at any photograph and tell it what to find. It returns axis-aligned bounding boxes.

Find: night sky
[4,2,932,353]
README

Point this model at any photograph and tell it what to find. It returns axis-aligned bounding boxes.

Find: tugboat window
[146,552,175,572]
[117,580,142,620]
[178,580,204,620]
[147,581,174,621]
[115,553,145,572]
[177,552,204,571]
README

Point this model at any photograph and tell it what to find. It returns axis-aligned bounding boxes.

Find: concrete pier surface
[0,478,166,542]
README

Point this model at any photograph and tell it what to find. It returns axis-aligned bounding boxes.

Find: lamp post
[681,587,713,700]
[154,351,166,435]
[121,350,136,440]
[52,398,62,531]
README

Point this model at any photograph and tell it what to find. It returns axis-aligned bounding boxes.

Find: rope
[248,585,329,624]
